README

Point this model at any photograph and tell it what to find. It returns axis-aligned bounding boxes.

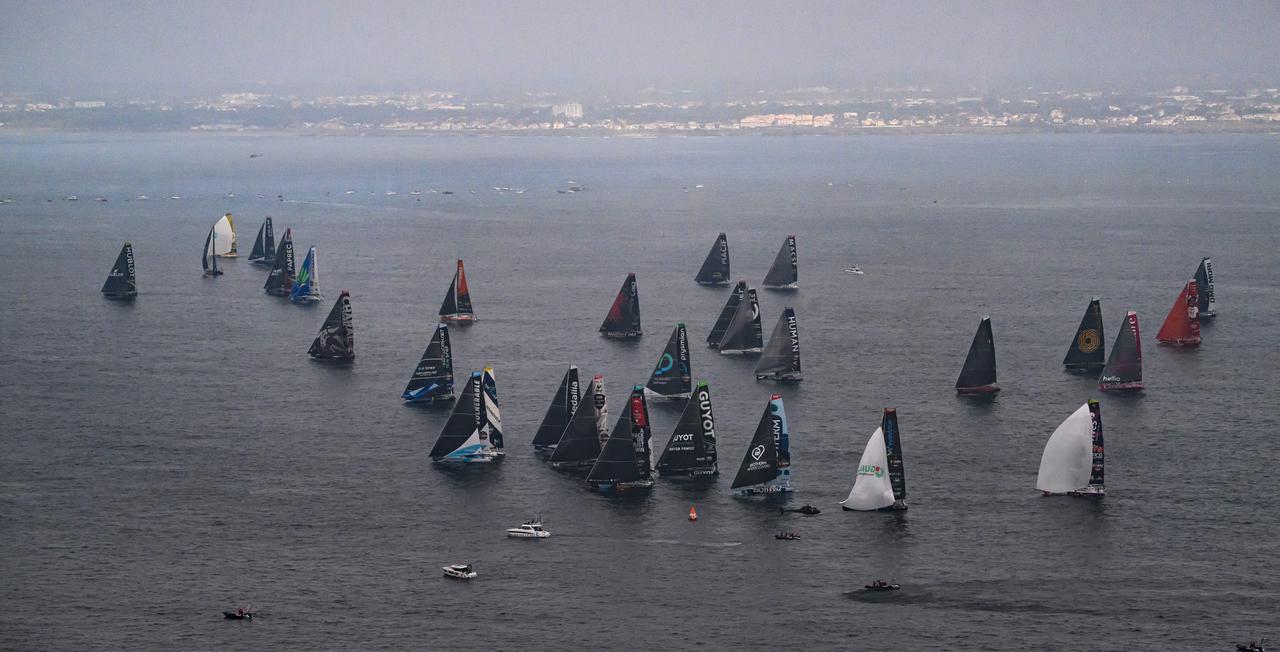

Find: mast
[439,259,475,322]
[717,287,763,355]
[707,281,746,349]
[402,324,455,403]
[955,316,999,394]
[695,232,731,286]
[754,307,802,381]
[656,381,718,477]
[264,228,295,295]
[645,323,692,398]
[599,273,642,339]
[1156,279,1201,346]
[730,394,792,495]
[548,374,608,468]
[1194,257,1216,318]
[101,242,137,299]
[1063,297,1106,372]
[1099,311,1143,391]
[308,290,355,360]
[762,235,798,289]
[532,367,581,450]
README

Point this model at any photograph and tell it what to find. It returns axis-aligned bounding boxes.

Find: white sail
[840,427,895,511]
[1036,403,1093,493]
[207,214,235,257]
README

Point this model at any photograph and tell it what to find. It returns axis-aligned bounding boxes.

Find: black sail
[646,323,692,397]
[249,217,275,264]
[718,287,763,354]
[264,229,295,295]
[308,290,355,359]
[428,371,484,459]
[656,382,718,476]
[695,232,731,285]
[882,408,907,503]
[587,413,644,485]
[762,235,798,288]
[101,242,137,298]
[707,281,746,348]
[402,324,455,402]
[955,316,998,391]
[549,377,606,466]
[599,273,642,338]
[754,307,802,380]
[625,385,655,479]
[439,260,475,319]
[532,367,581,449]
[1194,257,1216,318]
[1063,298,1106,371]
[201,227,217,274]
[1099,311,1143,390]
[731,398,781,490]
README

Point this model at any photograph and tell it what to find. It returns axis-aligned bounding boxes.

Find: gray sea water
[1,133,1279,650]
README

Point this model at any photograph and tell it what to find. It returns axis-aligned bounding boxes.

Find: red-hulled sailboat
[1156,279,1201,347]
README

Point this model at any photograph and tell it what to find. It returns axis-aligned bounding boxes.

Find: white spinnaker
[1036,403,1093,493]
[208,215,235,257]
[840,427,895,510]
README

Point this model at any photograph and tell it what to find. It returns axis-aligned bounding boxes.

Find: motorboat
[775,531,801,540]
[864,580,900,591]
[506,519,551,539]
[223,607,253,620]
[844,266,864,275]
[1236,640,1266,652]
[780,504,821,515]
[442,563,477,579]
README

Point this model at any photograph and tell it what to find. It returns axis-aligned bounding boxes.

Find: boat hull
[601,330,642,340]
[762,283,799,290]
[1063,364,1105,374]
[589,480,654,494]
[1098,381,1143,392]
[657,467,718,478]
[1157,338,1201,347]
[696,280,731,287]
[102,292,136,301]
[956,384,1000,395]
[432,449,504,464]
[440,314,476,324]
[755,373,803,382]
[403,393,456,405]
[720,347,762,356]
[731,484,793,496]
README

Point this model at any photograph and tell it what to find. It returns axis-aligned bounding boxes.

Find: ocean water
[1,133,1278,650]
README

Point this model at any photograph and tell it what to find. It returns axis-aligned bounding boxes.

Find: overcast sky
[3,0,1278,95]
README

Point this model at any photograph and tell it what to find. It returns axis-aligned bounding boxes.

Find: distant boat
[1099,311,1143,392]
[706,281,746,349]
[438,260,475,323]
[955,316,999,394]
[755,307,802,381]
[600,273,642,339]
[718,286,763,355]
[402,324,455,404]
[289,246,322,304]
[762,235,798,290]
[1156,279,1201,346]
[1193,257,1216,319]
[840,408,908,511]
[730,394,793,496]
[263,228,296,295]
[101,242,137,300]
[442,563,476,580]
[844,266,863,275]
[586,385,656,493]
[211,213,237,258]
[695,232,731,286]
[1063,297,1106,373]
[249,153,263,158]
[1036,400,1105,498]
[201,221,224,277]
[307,290,354,360]
[429,368,503,463]
[656,381,719,477]
[247,217,276,266]
[507,519,551,538]
[548,374,609,469]
[531,367,581,453]
[645,323,691,399]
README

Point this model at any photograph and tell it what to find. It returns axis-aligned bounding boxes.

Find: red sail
[1156,279,1201,346]
[455,260,469,297]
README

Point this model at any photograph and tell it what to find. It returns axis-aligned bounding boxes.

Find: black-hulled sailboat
[586,385,655,492]
[840,408,907,511]
[645,323,691,399]
[532,366,581,453]
[248,216,276,266]
[718,286,763,355]
[955,316,999,394]
[600,273,642,339]
[402,324,455,404]
[439,259,475,323]
[1063,298,1106,373]
[656,381,718,477]
[202,222,224,277]
[707,281,747,349]
[548,374,610,469]
[730,394,793,495]
[695,232,731,286]
[1036,399,1105,497]
[755,307,802,381]
[1099,311,1143,392]
[102,242,137,300]
[264,228,295,295]
[428,367,503,463]
[1194,257,1216,319]
[308,290,354,360]
[762,235,798,290]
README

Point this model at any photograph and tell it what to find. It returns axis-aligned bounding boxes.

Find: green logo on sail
[858,464,884,477]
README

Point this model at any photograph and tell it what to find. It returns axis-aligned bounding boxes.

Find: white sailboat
[1036,400,1105,497]
[209,213,237,258]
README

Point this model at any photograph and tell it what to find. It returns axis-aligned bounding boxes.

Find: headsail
[718,287,763,355]
[1063,298,1106,372]
[656,382,718,477]
[840,409,907,511]
[308,290,355,360]
[429,370,502,463]
[707,281,746,348]
[289,246,322,303]
[1156,279,1201,346]
[207,213,236,258]
[695,232,731,286]
[264,228,296,295]
[248,216,275,265]
[439,259,475,322]
[101,242,137,299]
[402,324,455,403]
[955,316,999,394]
[586,386,654,491]
[532,366,581,450]
[549,374,610,468]
[600,273,642,339]
[646,323,692,398]
[1194,257,1216,318]
[1036,400,1104,496]
[762,235,798,289]
[755,307,802,381]
[1099,311,1143,391]
[730,394,792,495]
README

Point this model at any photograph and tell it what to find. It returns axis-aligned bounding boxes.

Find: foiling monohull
[645,323,692,399]
[289,246,322,304]
[1156,279,1201,346]
[955,316,999,394]
[532,366,581,452]
[840,408,907,511]
[718,286,763,355]
[695,232,731,286]
[656,381,718,477]
[707,281,747,349]
[762,235,798,289]
[548,374,610,468]
[308,290,354,360]
[600,273,642,339]
[102,242,137,300]
[1063,298,1106,373]
[439,259,475,322]
[248,216,275,266]
[755,307,802,381]
[403,324,455,403]
[1194,257,1216,319]
[1099,311,1143,392]
[586,386,655,492]
[730,394,793,496]
[429,367,503,463]
[1036,400,1105,497]
[264,228,296,295]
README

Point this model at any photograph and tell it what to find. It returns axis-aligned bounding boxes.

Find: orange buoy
[688,505,698,521]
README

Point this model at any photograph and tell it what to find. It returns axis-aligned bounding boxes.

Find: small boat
[762,235,799,289]
[249,153,263,158]
[289,246,323,304]
[955,316,1000,394]
[694,233,731,286]
[755,308,802,381]
[307,291,355,360]
[1099,312,1143,392]
[600,273,642,339]
[1037,400,1106,498]
[506,519,551,538]
[781,504,821,515]
[841,408,909,511]
[775,531,801,540]
[442,563,476,580]
[1236,639,1266,652]
[718,286,763,355]
[94,196,107,202]
[645,323,692,399]
[1156,278,1201,346]
[655,382,719,478]
[1194,257,1217,319]
[585,386,656,493]
[438,260,475,323]
[688,505,698,521]
[864,580,900,591]
[844,266,863,275]
[101,242,137,300]
[223,607,253,620]
[531,366,581,453]
[729,394,793,496]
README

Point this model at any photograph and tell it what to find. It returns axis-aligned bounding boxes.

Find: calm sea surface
[1,133,1278,650]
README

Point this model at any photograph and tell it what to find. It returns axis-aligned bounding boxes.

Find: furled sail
[600,273,642,339]
[1063,298,1106,372]
[101,242,137,299]
[762,235,798,289]
[438,259,475,322]
[308,290,355,360]
[264,228,296,295]
[532,366,581,451]
[402,324,455,403]
[755,307,802,381]
[1156,279,1201,346]
[707,281,746,348]
[695,232,731,286]
[730,394,792,495]
[955,316,999,394]
[718,287,763,355]
[656,382,719,477]
[1099,311,1143,391]
[646,323,692,398]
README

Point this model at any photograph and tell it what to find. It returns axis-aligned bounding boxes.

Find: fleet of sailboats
[307,290,355,360]
[403,324,455,404]
[840,408,907,511]
[955,316,999,394]
[101,242,137,300]
[645,323,692,399]
[600,273,642,339]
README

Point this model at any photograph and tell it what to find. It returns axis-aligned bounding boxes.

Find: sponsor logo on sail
[698,389,714,437]
[656,353,674,375]
[1077,329,1100,353]
[750,444,765,461]
[858,464,884,477]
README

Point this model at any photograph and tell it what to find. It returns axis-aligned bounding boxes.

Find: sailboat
[755,307,802,381]
[656,381,719,477]
[1063,298,1106,373]
[718,286,763,355]
[955,316,999,394]
[1156,279,1201,346]
[586,386,655,492]
[289,246,323,304]
[762,235,798,290]
[600,273,642,339]
[695,232,731,286]
[1099,311,1143,392]
[210,213,237,258]
[730,394,793,496]
[645,323,692,399]
[307,290,355,360]
[531,366,581,452]
[428,367,503,463]
[707,281,747,349]
[840,408,907,511]
[1036,400,1105,497]
[247,216,275,266]
[548,374,610,469]
[438,259,475,323]
[1194,257,1216,319]
[263,228,296,295]
[202,221,224,277]
[402,324,455,403]
[101,242,137,300]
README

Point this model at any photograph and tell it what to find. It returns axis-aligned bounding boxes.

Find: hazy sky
[3,0,1279,95]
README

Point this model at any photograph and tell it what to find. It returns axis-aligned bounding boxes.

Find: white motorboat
[442,563,476,580]
[844,266,864,275]
[506,520,551,539]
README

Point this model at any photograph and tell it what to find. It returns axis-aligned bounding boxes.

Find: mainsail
[656,381,718,477]
[718,287,763,355]
[289,246,322,303]
[1099,311,1143,391]
[264,228,296,295]
[429,370,502,463]
[840,408,907,511]
[201,223,223,277]
[755,307,802,381]
[308,290,355,360]
[707,281,747,348]
[1194,257,1216,318]
[438,259,475,322]
[532,366,581,451]
[695,232,731,286]
[645,323,692,398]
[730,394,792,495]
[248,216,275,265]
[955,316,999,394]
[549,374,610,468]
[586,386,655,492]
[402,324,455,403]
[1036,400,1104,497]
[1156,279,1201,346]
[762,235,798,289]
[600,273,642,339]
[1063,298,1106,372]
[101,242,137,299]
